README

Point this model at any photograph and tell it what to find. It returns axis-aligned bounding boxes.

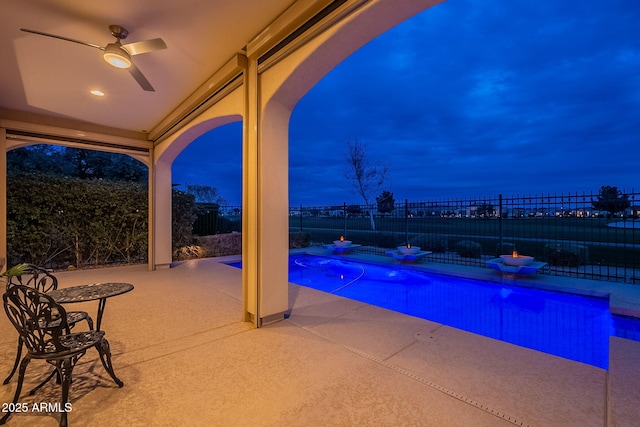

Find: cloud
[291,0,639,203]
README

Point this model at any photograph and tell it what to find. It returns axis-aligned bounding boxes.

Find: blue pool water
[230,254,640,369]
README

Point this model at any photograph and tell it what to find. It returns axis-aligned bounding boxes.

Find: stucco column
[152,156,173,269]
[0,128,6,273]
[242,57,289,326]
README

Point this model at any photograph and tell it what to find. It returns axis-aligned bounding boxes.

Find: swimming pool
[231,254,640,369]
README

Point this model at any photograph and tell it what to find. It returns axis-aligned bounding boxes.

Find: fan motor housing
[109,25,129,40]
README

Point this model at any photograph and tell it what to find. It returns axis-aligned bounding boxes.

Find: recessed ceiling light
[90,90,105,97]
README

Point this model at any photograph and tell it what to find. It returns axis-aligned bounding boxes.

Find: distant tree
[62,148,147,182]
[103,155,147,182]
[7,145,67,175]
[62,148,104,179]
[591,185,630,217]
[184,183,227,205]
[8,145,147,183]
[376,190,395,215]
[344,138,388,230]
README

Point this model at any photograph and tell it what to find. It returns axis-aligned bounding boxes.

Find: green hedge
[7,173,149,268]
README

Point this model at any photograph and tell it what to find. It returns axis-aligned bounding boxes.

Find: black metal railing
[194,204,242,235]
[287,191,640,284]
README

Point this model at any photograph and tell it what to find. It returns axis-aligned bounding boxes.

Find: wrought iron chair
[1,285,123,427]
[3,264,93,384]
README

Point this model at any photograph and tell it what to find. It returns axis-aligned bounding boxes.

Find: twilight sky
[173,0,640,207]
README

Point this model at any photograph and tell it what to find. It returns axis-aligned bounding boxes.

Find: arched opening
[249,0,442,323]
[255,0,639,319]
[6,144,148,269]
[151,113,242,268]
[172,122,243,260]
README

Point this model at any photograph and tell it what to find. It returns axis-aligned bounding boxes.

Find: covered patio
[3,1,640,425]
[1,0,452,328]
[2,256,638,426]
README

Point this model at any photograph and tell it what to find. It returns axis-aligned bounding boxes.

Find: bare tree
[344,138,388,230]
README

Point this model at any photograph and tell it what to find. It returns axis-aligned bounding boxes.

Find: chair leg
[0,357,30,425]
[96,338,123,387]
[2,337,23,384]
[85,316,94,330]
[57,359,75,427]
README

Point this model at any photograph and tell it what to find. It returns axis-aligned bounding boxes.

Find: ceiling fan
[20,25,166,92]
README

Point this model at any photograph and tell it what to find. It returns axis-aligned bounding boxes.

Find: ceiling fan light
[103,43,131,69]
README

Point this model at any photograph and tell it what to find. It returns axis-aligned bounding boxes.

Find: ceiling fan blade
[20,28,103,50]
[128,62,155,92]
[123,38,166,55]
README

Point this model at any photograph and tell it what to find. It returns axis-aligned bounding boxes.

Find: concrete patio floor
[1,255,639,426]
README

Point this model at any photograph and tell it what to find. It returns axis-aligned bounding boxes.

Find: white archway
[242,0,444,324]
[151,84,244,269]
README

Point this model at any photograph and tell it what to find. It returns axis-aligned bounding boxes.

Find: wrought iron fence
[193,203,242,235]
[288,191,640,284]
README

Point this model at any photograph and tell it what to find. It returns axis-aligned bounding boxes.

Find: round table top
[49,282,134,303]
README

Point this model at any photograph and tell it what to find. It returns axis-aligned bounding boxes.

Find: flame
[512,251,518,258]
[407,243,411,249]
[340,236,344,242]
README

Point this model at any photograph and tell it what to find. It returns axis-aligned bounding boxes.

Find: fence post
[343,202,347,238]
[215,206,219,235]
[499,194,503,254]
[405,199,409,244]
[299,204,303,232]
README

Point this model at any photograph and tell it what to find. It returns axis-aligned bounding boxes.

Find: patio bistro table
[48,282,134,331]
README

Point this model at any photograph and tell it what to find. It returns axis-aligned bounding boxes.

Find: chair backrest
[3,285,70,355]
[6,264,58,293]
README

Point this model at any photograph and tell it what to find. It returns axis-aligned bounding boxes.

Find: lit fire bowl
[324,241,361,254]
[499,255,535,267]
[398,246,421,255]
[487,256,546,275]
[387,248,432,262]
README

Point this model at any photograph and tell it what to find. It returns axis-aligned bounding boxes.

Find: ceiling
[0,0,300,139]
